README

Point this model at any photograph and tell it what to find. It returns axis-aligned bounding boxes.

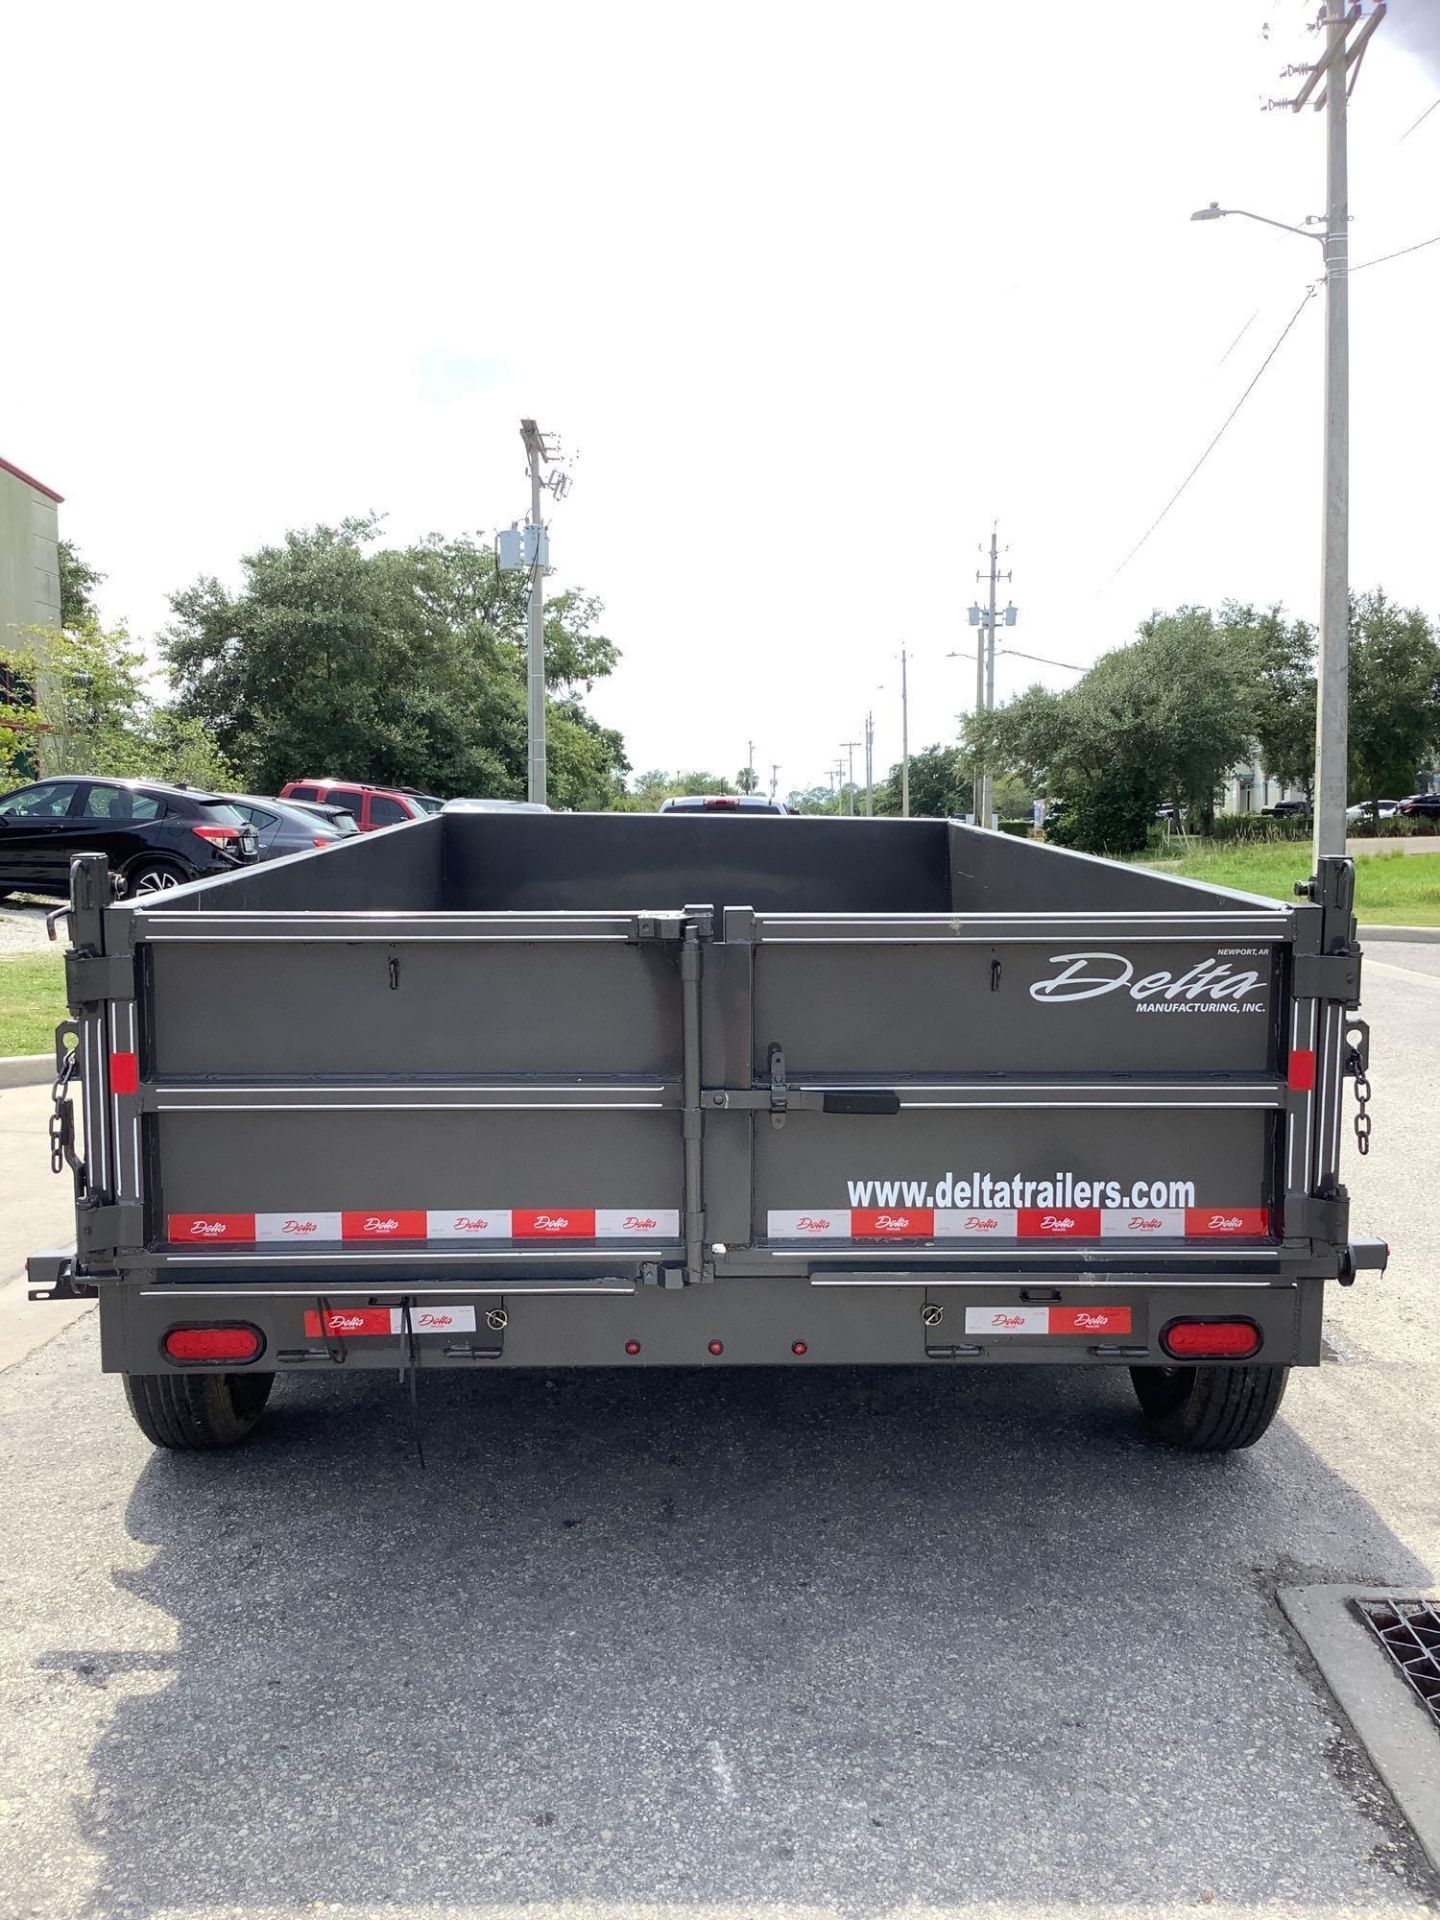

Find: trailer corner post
[681,913,709,1286]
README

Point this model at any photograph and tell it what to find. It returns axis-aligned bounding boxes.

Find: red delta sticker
[1018,1208,1101,1239]
[304,1307,392,1338]
[513,1209,597,1238]
[1185,1207,1270,1237]
[851,1208,934,1238]
[341,1211,427,1240]
[1049,1305,1133,1336]
[167,1213,256,1243]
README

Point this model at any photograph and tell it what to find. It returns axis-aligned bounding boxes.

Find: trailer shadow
[55,1364,1440,1914]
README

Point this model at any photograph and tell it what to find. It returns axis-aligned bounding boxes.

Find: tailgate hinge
[1284,1188,1350,1251]
[64,951,137,1010]
[76,1201,145,1260]
[1293,951,1361,1005]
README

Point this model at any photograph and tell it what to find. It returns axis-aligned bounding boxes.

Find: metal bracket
[629,911,688,943]
[1339,1237,1388,1286]
[64,951,136,1010]
[1294,951,1361,1005]
[27,1249,96,1302]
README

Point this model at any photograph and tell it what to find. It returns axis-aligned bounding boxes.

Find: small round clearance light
[624,1340,641,1356]
[1161,1318,1261,1360]
[162,1324,263,1365]
[707,1340,724,1356]
[791,1341,808,1356]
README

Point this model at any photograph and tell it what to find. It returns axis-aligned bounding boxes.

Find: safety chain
[49,1046,78,1176]
[1348,1045,1373,1157]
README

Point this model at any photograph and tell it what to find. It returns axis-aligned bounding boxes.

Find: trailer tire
[122,1370,274,1449]
[1129,1363,1288,1451]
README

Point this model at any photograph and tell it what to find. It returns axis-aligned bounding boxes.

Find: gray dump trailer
[29,809,1385,1453]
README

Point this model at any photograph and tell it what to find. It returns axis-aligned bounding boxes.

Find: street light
[1192,163,1347,865]
[1189,201,1324,245]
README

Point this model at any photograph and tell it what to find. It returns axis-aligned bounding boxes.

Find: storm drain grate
[1357,1599,1440,1730]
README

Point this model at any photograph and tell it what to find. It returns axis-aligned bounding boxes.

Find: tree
[58,540,105,630]
[1347,591,1440,813]
[970,610,1255,853]
[0,617,232,790]
[613,770,734,811]
[874,744,973,818]
[161,518,629,809]
[1229,602,1316,797]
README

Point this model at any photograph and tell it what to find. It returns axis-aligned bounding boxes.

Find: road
[0,951,1436,1919]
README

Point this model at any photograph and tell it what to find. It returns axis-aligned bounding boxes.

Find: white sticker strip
[965,1306,1050,1335]
[934,1208,1019,1238]
[595,1209,680,1238]
[426,1210,514,1240]
[394,1305,476,1334]
[1100,1209,1186,1238]
[257,1212,342,1243]
[766,1210,850,1239]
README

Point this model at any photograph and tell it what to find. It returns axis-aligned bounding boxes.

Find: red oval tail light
[1161,1319,1261,1360]
[163,1325,264,1364]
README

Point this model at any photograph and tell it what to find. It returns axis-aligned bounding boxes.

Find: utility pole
[520,419,552,806]
[970,525,1016,828]
[841,741,860,817]
[900,646,910,818]
[863,710,874,817]
[1267,2,1384,861]
[745,739,756,794]
[770,762,781,802]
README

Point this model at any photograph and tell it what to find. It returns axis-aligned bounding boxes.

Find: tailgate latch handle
[768,1043,788,1129]
[822,1091,902,1116]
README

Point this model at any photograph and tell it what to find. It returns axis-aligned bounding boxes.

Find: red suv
[279,780,442,832]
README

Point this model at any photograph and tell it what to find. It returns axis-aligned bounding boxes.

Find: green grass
[1138,843,1440,925]
[0,953,67,1056]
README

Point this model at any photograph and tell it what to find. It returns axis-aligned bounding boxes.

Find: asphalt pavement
[0,953,1437,1920]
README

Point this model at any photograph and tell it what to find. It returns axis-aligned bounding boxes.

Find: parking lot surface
[0,955,1436,1920]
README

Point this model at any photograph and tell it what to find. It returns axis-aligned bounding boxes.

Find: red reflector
[1287,1049,1317,1092]
[313,837,332,849]
[707,1339,724,1356]
[1161,1319,1261,1360]
[163,1325,263,1364]
[191,823,240,844]
[110,1051,139,1095]
[791,1341,808,1356]
[624,1340,641,1356]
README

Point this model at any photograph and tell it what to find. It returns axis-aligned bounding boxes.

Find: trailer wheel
[122,1371,274,1449]
[1129,1363,1288,1451]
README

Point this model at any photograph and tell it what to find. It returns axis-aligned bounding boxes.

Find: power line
[1399,96,1440,142]
[1107,283,1317,583]
[1351,231,1440,272]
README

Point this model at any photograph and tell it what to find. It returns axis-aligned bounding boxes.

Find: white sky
[5,0,1437,797]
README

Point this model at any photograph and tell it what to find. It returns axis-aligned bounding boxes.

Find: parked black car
[0,777,258,900]
[220,794,358,861]
[1399,794,1440,819]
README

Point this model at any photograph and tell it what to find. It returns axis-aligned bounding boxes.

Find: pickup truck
[29,807,1384,1454]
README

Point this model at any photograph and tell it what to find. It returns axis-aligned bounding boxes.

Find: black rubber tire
[122,1371,274,1449]
[1130,1363,1289,1451]
[122,859,189,899]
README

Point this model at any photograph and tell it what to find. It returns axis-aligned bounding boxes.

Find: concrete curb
[1360,924,1440,944]
[0,1056,52,1089]
[1279,1585,1440,1876]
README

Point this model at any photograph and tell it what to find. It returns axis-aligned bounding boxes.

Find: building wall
[0,464,61,651]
